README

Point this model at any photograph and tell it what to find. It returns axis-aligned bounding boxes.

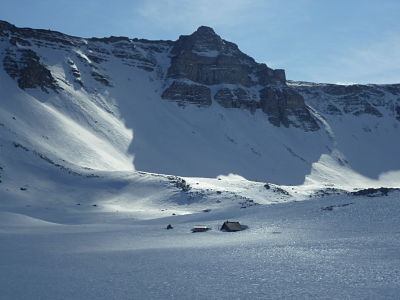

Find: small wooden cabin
[191,225,210,233]
[220,221,246,232]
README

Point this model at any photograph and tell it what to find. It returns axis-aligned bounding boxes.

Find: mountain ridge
[0,20,399,186]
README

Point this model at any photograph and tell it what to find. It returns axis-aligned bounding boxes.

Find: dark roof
[221,221,244,231]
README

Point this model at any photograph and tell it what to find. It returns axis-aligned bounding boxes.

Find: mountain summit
[165,26,318,130]
[172,25,223,53]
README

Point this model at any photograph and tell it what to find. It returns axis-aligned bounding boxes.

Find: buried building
[220,221,247,232]
[191,225,211,233]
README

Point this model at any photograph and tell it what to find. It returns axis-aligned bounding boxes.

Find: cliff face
[290,81,400,120]
[161,26,319,131]
[167,26,285,86]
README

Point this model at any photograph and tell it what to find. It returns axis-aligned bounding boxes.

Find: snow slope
[0,21,399,186]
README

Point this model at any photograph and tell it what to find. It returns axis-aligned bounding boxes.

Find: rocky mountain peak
[167,25,279,86]
[172,25,224,55]
[195,25,216,34]
[192,26,219,39]
[161,25,320,131]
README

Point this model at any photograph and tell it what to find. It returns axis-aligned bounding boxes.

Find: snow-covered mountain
[1,20,399,189]
[1,21,400,299]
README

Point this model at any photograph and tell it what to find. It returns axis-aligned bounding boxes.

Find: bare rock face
[291,82,399,120]
[259,87,320,130]
[162,26,319,131]
[214,88,259,113]
[91,71,113,87]
[167,26,285,87]
[161,81,211,106]
[3,48,58,92]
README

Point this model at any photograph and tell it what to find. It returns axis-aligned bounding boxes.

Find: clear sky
[1,0,399,84]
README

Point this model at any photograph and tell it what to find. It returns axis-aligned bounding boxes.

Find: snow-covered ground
[1,131,399,299]
[1,187,400,299]
[0,143,399,299]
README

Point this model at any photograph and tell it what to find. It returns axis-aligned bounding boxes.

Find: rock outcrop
[290,82,399,119]
[214,88,259,113]
[162,26,319,131]
[166,26,285,87]
[161,82,211,106]
[0,20,171,91]
[259,87,319,130]
[3,48,58,92]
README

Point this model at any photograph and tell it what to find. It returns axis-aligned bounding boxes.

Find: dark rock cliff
[162,26,319,131]
[290,81,400,121]
[3,48,58,92]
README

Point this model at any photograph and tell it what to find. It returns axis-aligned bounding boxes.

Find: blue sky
[1,0,399,84]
